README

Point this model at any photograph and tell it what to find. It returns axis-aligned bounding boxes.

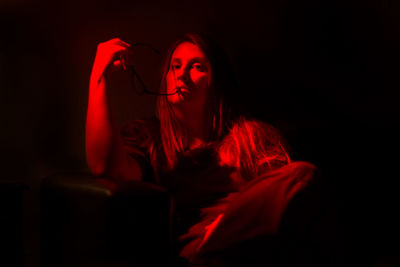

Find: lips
[177,86,190,93]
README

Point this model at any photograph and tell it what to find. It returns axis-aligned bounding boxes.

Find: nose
[177,68,190,84]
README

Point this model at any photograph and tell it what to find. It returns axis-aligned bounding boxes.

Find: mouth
[177,86,190,94]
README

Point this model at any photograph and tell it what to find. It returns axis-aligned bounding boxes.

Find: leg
[191,161,319,266]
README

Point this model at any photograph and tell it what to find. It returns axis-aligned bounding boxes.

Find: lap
[196,161,319,255]
[178,161,323,265]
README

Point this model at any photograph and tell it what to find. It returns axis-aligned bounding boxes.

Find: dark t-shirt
[120,116,291,258]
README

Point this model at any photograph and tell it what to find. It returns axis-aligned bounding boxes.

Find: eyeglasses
[121,43,180,96]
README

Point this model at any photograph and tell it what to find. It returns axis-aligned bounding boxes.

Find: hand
[90,38,133,85]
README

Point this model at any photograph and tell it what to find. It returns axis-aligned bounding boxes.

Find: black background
[1,0,399,265]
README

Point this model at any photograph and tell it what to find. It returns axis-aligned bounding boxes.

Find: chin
[167,94,185,105]
[167,91,194,105]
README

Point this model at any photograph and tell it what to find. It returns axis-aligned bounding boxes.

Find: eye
[191,63,202,70]
[171,64,181,70]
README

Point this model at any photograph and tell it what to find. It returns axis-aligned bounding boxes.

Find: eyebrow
[170,57,204,64]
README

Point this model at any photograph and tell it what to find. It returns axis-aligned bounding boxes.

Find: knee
[289,161,318,171]
[284,161,319,179]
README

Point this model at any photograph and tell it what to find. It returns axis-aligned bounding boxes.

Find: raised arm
[85,38,142,181]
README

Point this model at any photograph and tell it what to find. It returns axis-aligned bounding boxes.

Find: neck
[173,104,211,149]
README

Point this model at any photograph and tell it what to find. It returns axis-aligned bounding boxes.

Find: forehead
[171,42,206,61]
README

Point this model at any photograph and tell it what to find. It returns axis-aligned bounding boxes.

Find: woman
[86,33,332,266]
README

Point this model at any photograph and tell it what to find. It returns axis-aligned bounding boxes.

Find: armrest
[1,182,28,267]
[40,172,172,267]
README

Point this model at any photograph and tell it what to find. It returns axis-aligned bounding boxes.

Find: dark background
[1,0,399,266]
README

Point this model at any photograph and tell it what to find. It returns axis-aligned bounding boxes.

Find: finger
[117,39,132,48]
[113,49,134,68]
[109,44,132,60]
[110,38,131,48]
[103,38,129,50]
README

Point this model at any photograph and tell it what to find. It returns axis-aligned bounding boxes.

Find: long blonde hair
[155,33,240,170]
[152,33,291,177]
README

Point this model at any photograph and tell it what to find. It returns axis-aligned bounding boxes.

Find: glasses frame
[126,43,179,96]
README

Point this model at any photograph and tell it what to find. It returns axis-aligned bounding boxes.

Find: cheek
[192,72,209,89]
[166,71,175,90]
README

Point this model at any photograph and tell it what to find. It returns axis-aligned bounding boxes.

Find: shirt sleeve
[120,119,157,183]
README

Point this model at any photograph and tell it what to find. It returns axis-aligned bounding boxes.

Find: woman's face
[166,42,211,107]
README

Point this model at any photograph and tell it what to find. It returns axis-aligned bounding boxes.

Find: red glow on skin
[86,38,142,180]
[162,41,214,149]
[90,38,133,84]
[166,42,211,109]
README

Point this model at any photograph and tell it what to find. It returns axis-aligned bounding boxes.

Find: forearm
[85,77,142,180]
[86,76,116,174]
